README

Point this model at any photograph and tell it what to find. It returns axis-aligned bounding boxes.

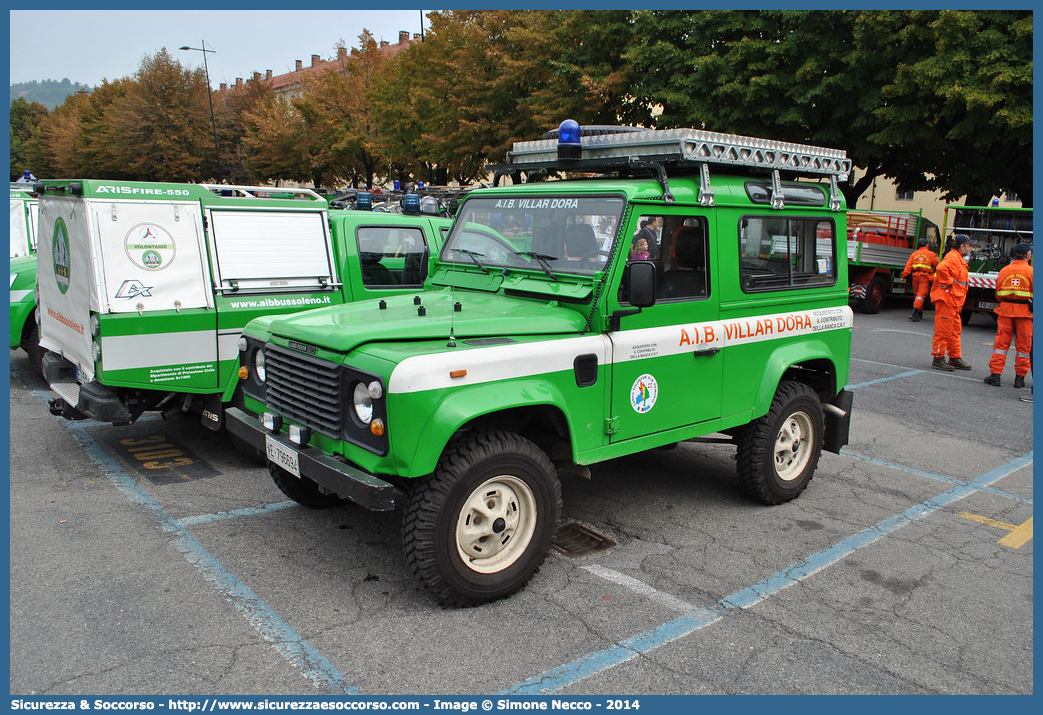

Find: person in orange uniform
[901,237,939,322]
[930,234,974,372]
[984,243,1033,388]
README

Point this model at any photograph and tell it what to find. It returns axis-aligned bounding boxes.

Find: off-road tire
[402,431,562,607]
[735,381,824,505]
[22,323,43,377]
[268,462,346,509]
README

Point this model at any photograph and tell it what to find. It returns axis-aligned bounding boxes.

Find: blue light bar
[401,193,421,214]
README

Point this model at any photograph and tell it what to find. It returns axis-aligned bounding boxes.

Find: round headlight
[353,381,373,424]
[237,336,248,352]
[90,314,101,337]
[91,341,101,362]
[253,349,266,383]
[368,381,383,400]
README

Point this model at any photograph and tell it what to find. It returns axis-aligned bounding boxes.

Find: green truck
[228,122,855,606]
[35,180,450,430]
[10,184,41,371]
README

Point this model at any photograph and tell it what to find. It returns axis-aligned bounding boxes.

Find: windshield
[440,195,625,277]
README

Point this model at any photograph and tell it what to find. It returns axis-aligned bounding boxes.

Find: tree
[215,77,274,184]
[26,90,92,178]
[106,49,213,181]
[624,10,1032,207]
[868,11,1032,206]
[9,98,48,179]
[242,92,313,185]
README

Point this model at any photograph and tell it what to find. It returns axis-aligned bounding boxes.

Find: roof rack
[492,126,850,211]
[199,184,325,201]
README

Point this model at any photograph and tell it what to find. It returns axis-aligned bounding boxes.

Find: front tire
[402,431,561,607]
[735,381,824,505]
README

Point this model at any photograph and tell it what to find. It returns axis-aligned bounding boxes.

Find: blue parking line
[502,452,1033,695]
[842,450,1033,505]
[14,367,355,694]
[178,500,299,527]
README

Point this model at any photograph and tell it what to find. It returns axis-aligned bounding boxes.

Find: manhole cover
[551,522,616,557]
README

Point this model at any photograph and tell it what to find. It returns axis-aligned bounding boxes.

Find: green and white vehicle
[35,179,449,429]
[228,122,855,606]
[10,184,42,371]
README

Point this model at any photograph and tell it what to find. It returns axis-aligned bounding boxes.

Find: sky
[9,9,428,88]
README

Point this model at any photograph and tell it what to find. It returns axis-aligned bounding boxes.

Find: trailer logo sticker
[630,374,658,413]
[125,223,176,271]
[52,218,71,294]
[115,279,154,299]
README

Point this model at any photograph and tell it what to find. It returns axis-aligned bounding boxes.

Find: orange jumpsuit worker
[984,243,1033,388]
[930,234,974,372]
[901,237,939,322]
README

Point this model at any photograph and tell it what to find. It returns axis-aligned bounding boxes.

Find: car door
[609,211,723,443]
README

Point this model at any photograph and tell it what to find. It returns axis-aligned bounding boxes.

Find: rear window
[739,216,837,291]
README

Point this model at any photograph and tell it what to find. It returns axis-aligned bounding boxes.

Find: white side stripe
[388,306,853,395]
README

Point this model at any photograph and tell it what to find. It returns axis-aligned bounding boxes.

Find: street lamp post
[179,40,221,180]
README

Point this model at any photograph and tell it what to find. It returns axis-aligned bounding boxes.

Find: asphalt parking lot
[8,303,1032,696]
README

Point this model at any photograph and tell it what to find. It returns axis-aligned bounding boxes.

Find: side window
[621,215,710,303]
[739,216,836,291]
[357,226,428,288]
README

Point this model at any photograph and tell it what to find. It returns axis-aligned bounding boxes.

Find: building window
[895,189,914,201]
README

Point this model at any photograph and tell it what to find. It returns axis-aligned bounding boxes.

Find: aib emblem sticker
[52,218,71,295]
[125,223,175,271]
[630,374,658,413]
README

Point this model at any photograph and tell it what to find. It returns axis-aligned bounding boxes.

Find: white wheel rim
[455,475,538,574]
[774,411,814,482]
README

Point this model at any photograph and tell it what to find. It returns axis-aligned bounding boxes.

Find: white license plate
[978,301,999,310]
[266,436,300,478]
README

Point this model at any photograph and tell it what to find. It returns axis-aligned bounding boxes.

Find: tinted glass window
[357,226,428,287]
[620,215,710,303]
[739,217,836,291]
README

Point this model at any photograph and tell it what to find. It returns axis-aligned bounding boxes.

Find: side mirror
[628,261,657,308]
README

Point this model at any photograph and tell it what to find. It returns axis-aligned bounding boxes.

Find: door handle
[693,347,720,357]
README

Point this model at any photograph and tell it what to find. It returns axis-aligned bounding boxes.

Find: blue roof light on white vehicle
[557,119,582,161]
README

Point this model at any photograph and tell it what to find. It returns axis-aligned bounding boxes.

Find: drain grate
[551,522,616,557]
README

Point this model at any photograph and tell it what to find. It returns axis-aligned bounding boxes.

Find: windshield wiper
[452,248,489,273]
[515,251,559,281]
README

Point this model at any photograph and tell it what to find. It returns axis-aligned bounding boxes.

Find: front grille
[265,344,343,436]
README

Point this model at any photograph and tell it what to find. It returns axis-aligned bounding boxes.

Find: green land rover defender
[228,122,855,606]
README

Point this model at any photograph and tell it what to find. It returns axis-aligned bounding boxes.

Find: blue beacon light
[557,119,582,160]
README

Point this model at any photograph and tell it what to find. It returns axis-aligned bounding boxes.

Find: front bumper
[225,407,404,511]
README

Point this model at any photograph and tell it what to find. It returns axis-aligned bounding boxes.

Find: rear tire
[23,323,43,377]
[268,462,346,509]
[735,381,824,505]
[860,276,887,314]
[402,431,561,607]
